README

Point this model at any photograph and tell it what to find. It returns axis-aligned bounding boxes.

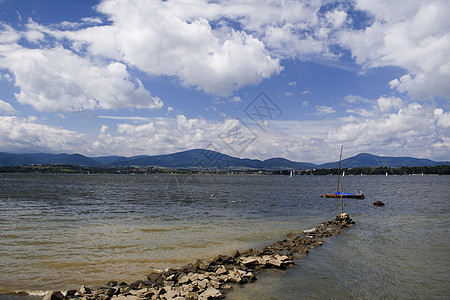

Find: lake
[0,173,449,299]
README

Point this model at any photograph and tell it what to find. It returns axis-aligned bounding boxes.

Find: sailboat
[324,146,365,199]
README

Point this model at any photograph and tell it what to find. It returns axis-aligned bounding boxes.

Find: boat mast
[337,145,343,192]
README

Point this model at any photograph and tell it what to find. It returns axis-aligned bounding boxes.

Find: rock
[209,279,221,289]
[200,287,222,300]
[96,294,111,300]
[75,285,91,296]
[43,291,64,300]
[215,265,227,275]
[129,280,144,290]
[65,290,77,297]
[231,250,240,258]
[163,288,180,299]
[95,287,115,296]
[178,274,191,284]
[147,269,163,282]
[112,295,138,300]
[239,257,259,267]
[194,259,210,271]
[184,292,199,300]
[197,279,208,290]
[373,200,385,206]
[337,213,349,220]
[129,288,148,295]
[106,281,118,287]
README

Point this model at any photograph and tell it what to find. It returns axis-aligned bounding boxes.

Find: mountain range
[0,149,448,169]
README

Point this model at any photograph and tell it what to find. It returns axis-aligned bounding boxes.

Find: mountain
[318,153,447,168]
[0,150,448,169]
[103,149,315,170]
[0,153,101,167]
[0,153,38,166]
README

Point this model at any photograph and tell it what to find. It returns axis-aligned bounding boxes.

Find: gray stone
[199,287,222,300]
[43,291,64,300]
[178,274,190,284]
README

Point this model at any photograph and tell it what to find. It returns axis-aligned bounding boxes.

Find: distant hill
[0,150,448,169]
[318,153,447,168]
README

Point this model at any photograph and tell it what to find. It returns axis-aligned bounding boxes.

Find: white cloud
[315,105,336,114]
[0,24,20,43]
[434,108,450,128]
[65,0,282,96]
[339,0,450,101]
[377,96,403,113]
[1,106,448,163]
[0,116,88,153]
[0,99,15,114]
[327,102,449,159]
[0,42,163,112]
[229,96,242,103]
[325,9,347,28]
[344,95,370,104]
[97,115,151,121]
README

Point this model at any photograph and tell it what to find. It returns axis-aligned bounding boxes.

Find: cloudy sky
[0,0,449,163]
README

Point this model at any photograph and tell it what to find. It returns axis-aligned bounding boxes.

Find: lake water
[0,173,449,299]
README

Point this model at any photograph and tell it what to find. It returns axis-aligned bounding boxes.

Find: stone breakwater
[42,214,355,300]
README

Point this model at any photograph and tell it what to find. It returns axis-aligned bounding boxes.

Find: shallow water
[0,174,449,299]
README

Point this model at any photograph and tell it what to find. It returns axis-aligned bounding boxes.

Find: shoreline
[12,213,355,300]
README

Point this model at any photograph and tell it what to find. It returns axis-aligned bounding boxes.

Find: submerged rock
[373,200,385,206]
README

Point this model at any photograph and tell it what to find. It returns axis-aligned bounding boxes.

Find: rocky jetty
[42,214,354,300]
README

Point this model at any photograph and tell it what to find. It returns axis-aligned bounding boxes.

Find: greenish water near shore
[0,174,449,299]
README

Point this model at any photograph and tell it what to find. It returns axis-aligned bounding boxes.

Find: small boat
[323,145,365,199]
[325,191,365,199]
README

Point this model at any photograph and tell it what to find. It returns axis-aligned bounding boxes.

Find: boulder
[147,269,163,282]
[43,291,64,300]
[106,280,118,287]
[178,274,191,284]
[215,265,227,275]
[75,285,91,296]
[130,280,145,290]
[200,287,222,300]
[239,257,259,267]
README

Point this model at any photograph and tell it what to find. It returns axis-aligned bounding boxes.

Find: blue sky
[0,0,449,163]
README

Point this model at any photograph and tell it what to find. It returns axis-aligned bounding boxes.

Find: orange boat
[325,192,365,199]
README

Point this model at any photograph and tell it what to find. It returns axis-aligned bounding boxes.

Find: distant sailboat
[289,170,294,177]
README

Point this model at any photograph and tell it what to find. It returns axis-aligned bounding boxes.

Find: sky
[0,0,449,164]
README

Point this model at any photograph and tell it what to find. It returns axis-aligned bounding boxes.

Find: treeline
[0,164,449,175]
[274,165,450,175]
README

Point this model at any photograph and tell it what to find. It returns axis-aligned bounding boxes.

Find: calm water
[0,174,449,299]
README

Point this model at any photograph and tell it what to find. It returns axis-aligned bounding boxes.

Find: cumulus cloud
[0,99,15,114]
[377,96,403,113]
[327,102,449,159]
[0,42,162,112]
[64,0,282,96]
[0,116,88,153]
[339,0,450,100]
